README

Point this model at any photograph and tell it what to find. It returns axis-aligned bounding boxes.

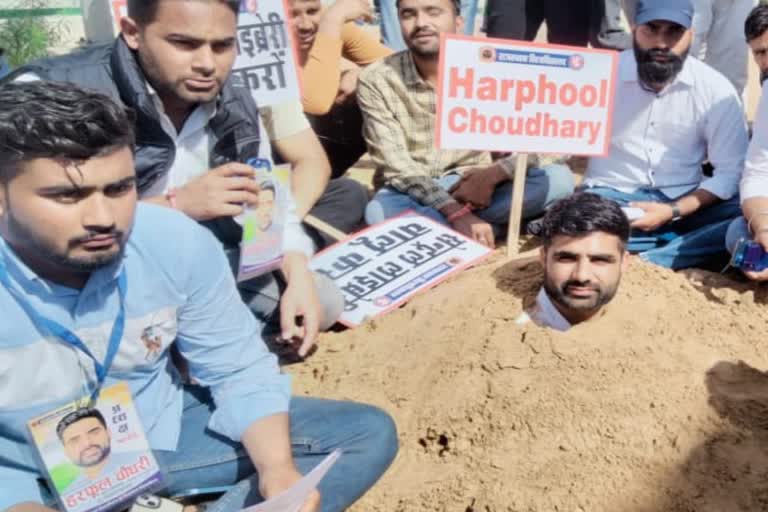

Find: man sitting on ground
[357,0,574,247]
[518,193,630,331]
[6,0,358,347]
[0,80,397,512]
[582,0,747,269]
[289,0,391,179]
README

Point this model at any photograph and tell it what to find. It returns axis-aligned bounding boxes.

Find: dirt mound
[293,255,768,511]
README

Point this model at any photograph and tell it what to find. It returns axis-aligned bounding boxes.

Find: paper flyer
[243,450,341,512]
[237,162,291,281]
[27,382,163,512]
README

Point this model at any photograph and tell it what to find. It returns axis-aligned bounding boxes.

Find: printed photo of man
[56,409,113,489]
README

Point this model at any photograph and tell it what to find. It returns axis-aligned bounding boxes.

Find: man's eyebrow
[166,33,236,44]
[106,176,137,187]
[37,183,89,194]
[553,250,578,258]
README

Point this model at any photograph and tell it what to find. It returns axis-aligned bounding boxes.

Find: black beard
[6,206,126,274]
[761,70,768,85]
[542,276,619,316]
[78,444,111,468]
[634,45,687,88]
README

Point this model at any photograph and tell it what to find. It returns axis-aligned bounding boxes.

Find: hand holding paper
[243,450,341,512]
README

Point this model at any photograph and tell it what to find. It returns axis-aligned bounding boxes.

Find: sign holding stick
[435,35,618,255]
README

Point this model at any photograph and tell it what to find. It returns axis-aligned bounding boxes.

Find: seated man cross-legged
[581,0,748,270]
[0,81,397,512]
[357,0,574,247]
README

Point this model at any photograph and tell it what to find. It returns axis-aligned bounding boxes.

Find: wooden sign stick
[304,214,347,241]
[505,153,529,257]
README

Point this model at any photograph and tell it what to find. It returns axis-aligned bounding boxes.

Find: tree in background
[0,0,66,67]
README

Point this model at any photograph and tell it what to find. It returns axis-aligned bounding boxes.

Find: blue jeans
[375,0,479,51]
[585,186,741,269]
[365,164,575,227]
[725,216,749,254]
[155,386,398,512]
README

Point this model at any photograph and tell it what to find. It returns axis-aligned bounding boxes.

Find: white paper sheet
[242,450,341,512]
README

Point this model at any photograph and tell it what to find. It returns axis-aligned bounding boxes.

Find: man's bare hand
[335,68,360,105]
[175,163,260,221]
[743,230,768,281]
[325,0,374,23]
[629,201,674,232]
[449,165,507,209]
[279,254,322,357]
[260,464,321,512]
[451,212,495,248]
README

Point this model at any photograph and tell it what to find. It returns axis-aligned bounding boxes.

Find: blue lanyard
[0,261,127,402]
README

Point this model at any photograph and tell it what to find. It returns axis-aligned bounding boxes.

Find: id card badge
[27,382,164,512]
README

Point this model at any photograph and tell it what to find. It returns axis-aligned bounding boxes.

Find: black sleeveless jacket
[4,38,263,246]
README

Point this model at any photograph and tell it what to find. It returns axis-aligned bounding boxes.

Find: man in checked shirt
[357,0,575,247]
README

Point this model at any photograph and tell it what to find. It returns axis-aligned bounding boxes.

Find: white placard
[309,213,493,327]
[242,450,341,512]
[436,35,618,156]
[233,0,301,107]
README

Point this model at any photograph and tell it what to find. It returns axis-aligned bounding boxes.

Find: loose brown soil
[292,254,768,511]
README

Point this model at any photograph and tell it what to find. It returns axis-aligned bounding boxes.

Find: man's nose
[82,194,116,229]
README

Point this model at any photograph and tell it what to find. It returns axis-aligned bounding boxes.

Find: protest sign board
[435,35,618,256]
[233,0,301,107]
[309,213,493,328]
[436,35,618,156]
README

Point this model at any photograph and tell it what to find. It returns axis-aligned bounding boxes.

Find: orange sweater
[299,22,392,115]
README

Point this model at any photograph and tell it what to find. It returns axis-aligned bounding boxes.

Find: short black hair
[745,3,768,42]
[56,408,108,441]
[0,81,135,182]
[395,0,460,15]
[540,192,630,249]
[127,0,240,25]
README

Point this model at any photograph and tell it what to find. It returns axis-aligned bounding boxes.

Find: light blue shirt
[0,203,292,508]
[585,50,748,200]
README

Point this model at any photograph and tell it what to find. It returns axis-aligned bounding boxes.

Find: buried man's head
[539,193,630,325]
[56,408,112,469]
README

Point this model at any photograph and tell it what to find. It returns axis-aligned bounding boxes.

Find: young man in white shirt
[518,193,630,331]
[582,0,748,270]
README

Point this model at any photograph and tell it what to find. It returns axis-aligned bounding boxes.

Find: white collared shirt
[741,82,768,201]
[515,288,572,332]
[584,50,747,200]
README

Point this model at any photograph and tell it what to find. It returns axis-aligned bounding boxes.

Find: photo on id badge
[237,158,290,281]
[27,382,162,512]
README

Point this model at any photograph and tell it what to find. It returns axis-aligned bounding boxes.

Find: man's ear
[455,14,465,35]
[120,16,142,50]
[539,246,546,267]
[621,250,630,272]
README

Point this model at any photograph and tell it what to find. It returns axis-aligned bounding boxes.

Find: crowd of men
[4,0,768,510]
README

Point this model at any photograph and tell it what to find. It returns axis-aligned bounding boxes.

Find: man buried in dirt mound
[517,193,631,331]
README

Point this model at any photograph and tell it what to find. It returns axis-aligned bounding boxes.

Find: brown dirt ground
[292,253,768,511]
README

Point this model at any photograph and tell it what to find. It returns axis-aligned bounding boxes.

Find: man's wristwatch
[670,203,683,222]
